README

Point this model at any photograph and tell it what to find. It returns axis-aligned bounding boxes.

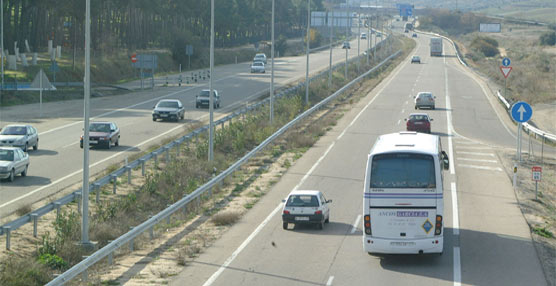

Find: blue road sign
[511,101,533,123]
[502,57,511,67]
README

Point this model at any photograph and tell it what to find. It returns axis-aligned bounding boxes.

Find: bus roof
[370,132,439,156]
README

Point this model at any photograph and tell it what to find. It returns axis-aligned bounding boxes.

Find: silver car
[253,53,267,64]
[250,61,265,73]
[152,99,185,121]
[0,147,29,182]
[414,92,436,110]
[0,124,39,152]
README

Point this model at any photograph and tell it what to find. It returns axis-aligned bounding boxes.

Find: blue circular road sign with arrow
[511,101,532,123]
[502,57,511,67]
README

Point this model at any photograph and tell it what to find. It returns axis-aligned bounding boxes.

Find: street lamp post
[81,0,92,247]
[208,0,215,161]
[270,0,275,124]
[357,4,360,73]
[305,0,310,105]
[345,12,348,79]
[328,11,333,88]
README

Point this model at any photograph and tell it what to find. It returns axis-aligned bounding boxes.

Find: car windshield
[89,123,111,132]
[199,90,216,98]
[0,150,14,161]
[1,126,26,135]
[286,195,319,207]
[370,153,436,188]
[158,101,179,108]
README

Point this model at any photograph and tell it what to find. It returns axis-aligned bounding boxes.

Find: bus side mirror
[441,151,450,170]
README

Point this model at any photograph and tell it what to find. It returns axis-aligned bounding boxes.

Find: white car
[250,61,265,73]
[282,190,332,230]
[360,33,367,39]
[0,147,29,182]
[0,124,39,152]
[253,53,267,64]
[414,92,436,110]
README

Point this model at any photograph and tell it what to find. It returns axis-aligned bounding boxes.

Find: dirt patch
[496,150,556,285]
[532,102,556,135]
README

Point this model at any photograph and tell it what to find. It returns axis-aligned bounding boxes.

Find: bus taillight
[364,215,372,235]
[435,215,443,235]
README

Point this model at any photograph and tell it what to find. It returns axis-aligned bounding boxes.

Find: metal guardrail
[0,35,391,241]
[413,29,468,67]
[45,48,401,286]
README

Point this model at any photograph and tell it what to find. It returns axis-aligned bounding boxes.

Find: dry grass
[210,210,242,226]
[15,204,32,216]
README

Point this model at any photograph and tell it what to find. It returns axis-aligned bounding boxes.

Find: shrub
[38,253,68,270]
[275,35,288,57]
[470,36,499,57]
[539,31,556,46]
[211,211,241,226]
[0,254,51,286]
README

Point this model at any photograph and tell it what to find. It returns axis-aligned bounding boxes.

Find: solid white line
[351,214,361,234]
[62,142,78,149]
[451,182,459,236]
[292,142,335,191]
[453,247,462,286]
[445,66,456,175]
[456,157,497,163]
[401,108,405,113]
[456,146,492,150]
[326,276,335,286]
[456,151,495,157]
[202,204,283,286]
[405,100,408,105]
[457,164,502,171]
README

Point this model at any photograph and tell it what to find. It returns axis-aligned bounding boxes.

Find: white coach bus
[363,132,449,254]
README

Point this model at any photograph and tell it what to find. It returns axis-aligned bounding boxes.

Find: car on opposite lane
[0,124,39,152]
[412,33,418,38]
[253,53,267,64]
[250,61,265,73]
[0,147,29,182]
[152,99,185,122]
[405,113,433,134]
[414,92,436,109]
[411,55,421,64]
[196,89,220,109]
[282,190,332,230]
[80,122,120,149]
[360,32,367,39]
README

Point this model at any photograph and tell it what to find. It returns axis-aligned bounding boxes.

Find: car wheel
[283,222,288,230]
[23,143,28,152]
[115,138,119,147]
[152,117,156,121]
[80,143,83,148]
[21,165,28,177]
[195,104,199,109]
[432,106,435,110]
[317,222,324,230]
[325,215,330,223]
[414,106,417,110]
[8,169,14,182]
[107,141,111,149]
[33,141,38,151]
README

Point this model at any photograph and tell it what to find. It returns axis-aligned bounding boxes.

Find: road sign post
[532,166,542,200]
[511,101,533,162]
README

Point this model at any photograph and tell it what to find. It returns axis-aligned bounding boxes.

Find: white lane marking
[397,119,401,125]
[457,164,503,171]
[451,182,459,236]
[202,204,283,286]
[405,100,408,105]
[326,276,335,286]
[445,66,456,175]
[203,46,411,286]
[452,140,477,145]
[454,247,462,286]
[337,129,347,140]
[0,122,188,209]
[401,108,405,113]
[455,151,495,157]
[456,146,491,150]
[351,214,361,234]
[456,157,497,163]
[62,142,78,149]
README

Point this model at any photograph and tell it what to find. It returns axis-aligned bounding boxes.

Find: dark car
[80,122,120,149]
[405,113,433,134]
[196,89,220,109]
[412,33,418,38]
[152,99,185,122]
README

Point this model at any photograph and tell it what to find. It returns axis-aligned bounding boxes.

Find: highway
[0,32,381,218]
[167,30,547,285]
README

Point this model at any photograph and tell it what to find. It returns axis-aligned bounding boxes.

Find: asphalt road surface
[168,31,547,286]
[0,32,382,218]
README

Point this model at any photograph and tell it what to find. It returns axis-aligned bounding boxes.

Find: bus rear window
[370,153,436,188]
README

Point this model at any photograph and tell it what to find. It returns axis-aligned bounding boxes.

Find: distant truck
[430,37,443,56]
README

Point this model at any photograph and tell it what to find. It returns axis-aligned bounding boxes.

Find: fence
[43,47,401,285]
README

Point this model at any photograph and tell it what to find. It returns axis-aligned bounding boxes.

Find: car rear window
[409,115,428,121]
[0,150,14,161]
[90,124,111,132]
[286,195,320,207]
[1,126,26,135]
[253,62,263,66]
